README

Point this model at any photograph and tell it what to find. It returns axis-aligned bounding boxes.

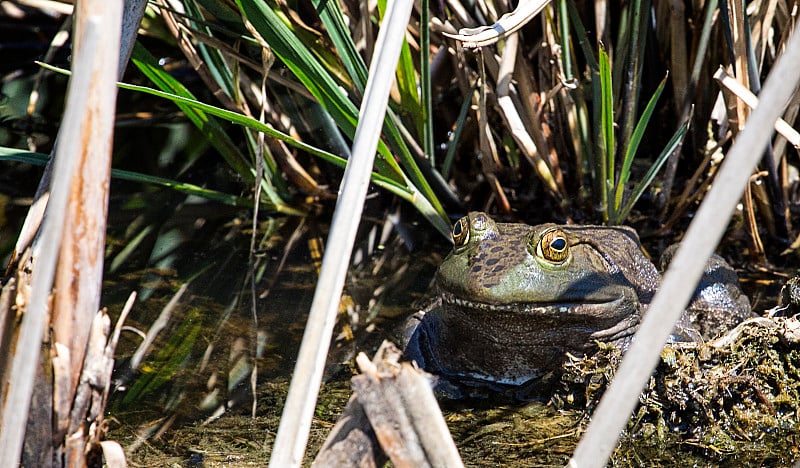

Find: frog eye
[452,216,470,247]
[536,228,570,264]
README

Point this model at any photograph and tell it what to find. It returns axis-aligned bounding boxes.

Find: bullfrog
[403,212,753,397]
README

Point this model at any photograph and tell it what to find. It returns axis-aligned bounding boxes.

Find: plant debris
[558,315,800,464]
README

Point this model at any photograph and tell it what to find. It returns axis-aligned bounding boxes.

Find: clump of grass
[4,0,800,241]
[596,46,688,225]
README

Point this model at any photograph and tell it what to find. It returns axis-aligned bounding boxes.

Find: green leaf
[442,84,477,179]
[0,147,297,213]
[131,43,254,184]
[182,0,237,101]
[236,0,361,140]
[613,73,667,215]
[599,45,614,222]
[42,60,452,232]
[132,43,296,210]
[615,110,692,223]
[236,0,449,230]
[311,0,369,93]
[377,0,422,138]
[419,0,435,164]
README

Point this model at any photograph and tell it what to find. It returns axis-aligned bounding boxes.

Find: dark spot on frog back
[471,225,529,289]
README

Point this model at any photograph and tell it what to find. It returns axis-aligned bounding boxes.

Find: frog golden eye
[537,228,570,264]
[452,216,470,247]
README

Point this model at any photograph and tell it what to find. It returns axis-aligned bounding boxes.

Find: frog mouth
[439,291,628,316]
[438,291,639,344]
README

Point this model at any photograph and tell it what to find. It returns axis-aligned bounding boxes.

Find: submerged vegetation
[1,0,800,465]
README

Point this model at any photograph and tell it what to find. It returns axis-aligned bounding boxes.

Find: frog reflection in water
[404,212,753,397]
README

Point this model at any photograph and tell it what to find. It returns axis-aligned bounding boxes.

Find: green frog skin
[404,212,753,396]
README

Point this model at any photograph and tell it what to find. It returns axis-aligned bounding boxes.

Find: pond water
[100,207,800,467]
[102,206,443,464]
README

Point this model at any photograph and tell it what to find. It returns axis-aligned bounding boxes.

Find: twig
[444,0,551,48]
[125,284,188,378]
[714,67,800,148]
[313,342,463,467]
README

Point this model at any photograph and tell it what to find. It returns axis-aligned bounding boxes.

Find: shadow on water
[102,197,444,464]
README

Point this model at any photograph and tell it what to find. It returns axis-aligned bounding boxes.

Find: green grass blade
[384,111,455,212]
[618,0,649,162]
[0,147,297,212]
[311,0,368,93]
[395,39,423,137]
[599,45,614,222]
[2,141,427,221]
[130,43,255,184]
[194,0,241,23]
[39,59,351,169]
[565,0,598,199]
[2,140,419,216]
[132,43,294,209]
[236,0,361,140]
[612,2,630,100]
[37,62,449,227]
[718,0,736,66]
[377,0,422,139]
[616,111,692,223]
[442,84,477,179]
[420,0,435,164]
[566,0,598,71]
[689,0,719,90]
[0,148,49,165]
[109,78,424,202]
[237,0,449,222]
[182,0,237,101]
[557,0,573,80]
[613,73,667,214]
[243,0,451,222]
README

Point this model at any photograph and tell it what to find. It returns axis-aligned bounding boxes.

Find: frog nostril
[472,213,488,230]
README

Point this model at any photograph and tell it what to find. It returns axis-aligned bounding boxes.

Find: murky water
[101,212,800,467]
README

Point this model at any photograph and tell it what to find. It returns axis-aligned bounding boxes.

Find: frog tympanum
[403,212,753,397]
